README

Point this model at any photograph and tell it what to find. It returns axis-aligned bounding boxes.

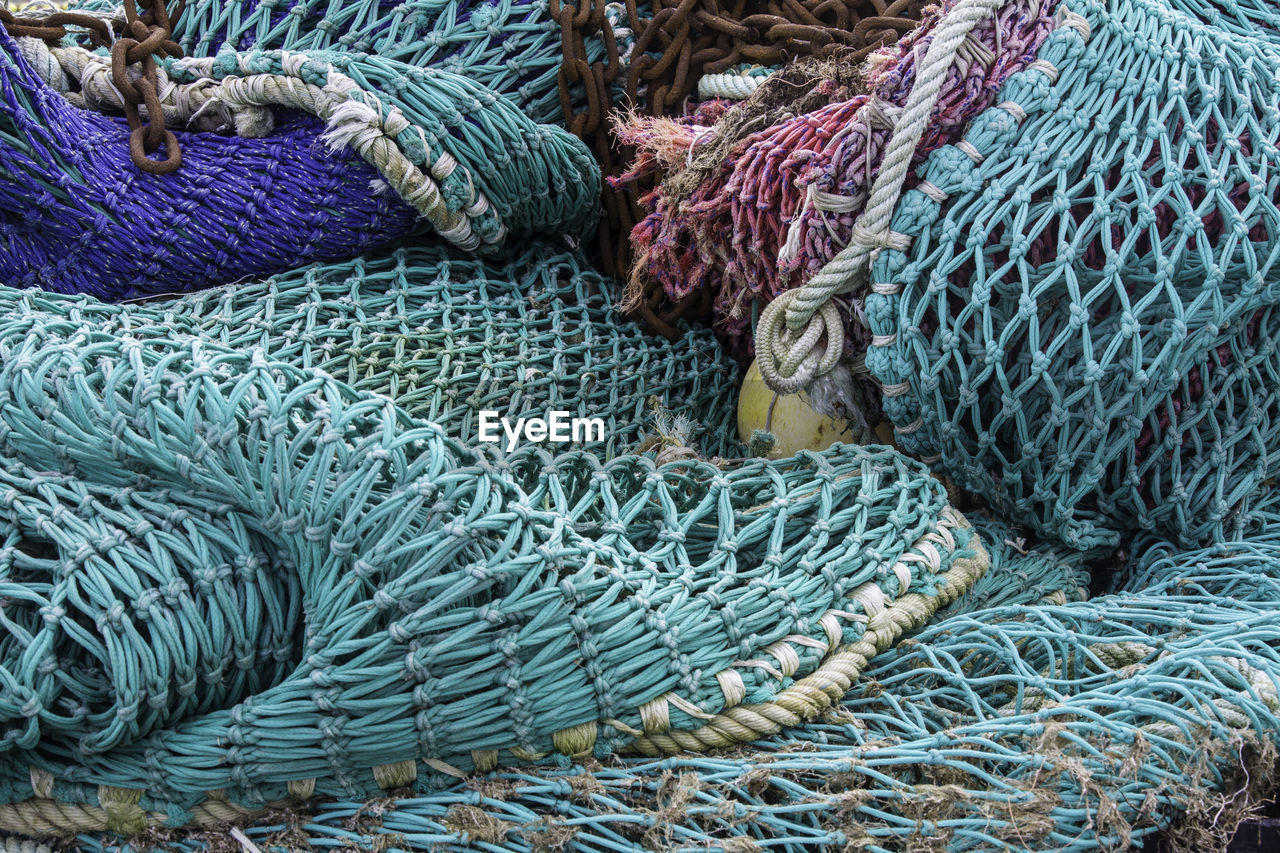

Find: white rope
[697,69,769,101]
[0,835,53,845]
[757,0,1007,394]
[0,837,54,853]
[20,41,499,251]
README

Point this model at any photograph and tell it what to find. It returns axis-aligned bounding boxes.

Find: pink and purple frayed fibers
[616,0,1059,356]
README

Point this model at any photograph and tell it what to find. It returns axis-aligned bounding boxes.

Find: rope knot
[756,290,843,394]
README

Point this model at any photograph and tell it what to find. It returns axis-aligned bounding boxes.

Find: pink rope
[616,0,1059,355]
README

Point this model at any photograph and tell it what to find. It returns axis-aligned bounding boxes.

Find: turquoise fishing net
[934,513,1091,615]
[6,0,1280,848]
[0,241,990,833]
[47,242,739,458]
[776,0,1280,552]
[72,512,1280,852]
[67,0,637,125]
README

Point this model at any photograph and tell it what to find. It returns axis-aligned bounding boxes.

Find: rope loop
[755,0,1006,394]
[756,290,843,394]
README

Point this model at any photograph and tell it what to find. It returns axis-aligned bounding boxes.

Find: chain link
[2,0,185,174]
[555,0,923,337]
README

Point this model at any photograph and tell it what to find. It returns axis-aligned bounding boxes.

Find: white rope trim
[27,43,502,251]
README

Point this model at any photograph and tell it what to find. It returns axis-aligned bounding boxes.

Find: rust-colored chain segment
[1,0,185,174]
[555,0,923,338]
[553,0,640,298]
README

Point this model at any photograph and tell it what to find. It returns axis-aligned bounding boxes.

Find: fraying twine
[757,0,1025,395]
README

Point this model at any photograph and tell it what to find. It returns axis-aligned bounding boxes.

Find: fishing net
[0,18,600,300]
[3,0,1278,849]
[68,512,1280,853]
[617,0,1050,354]
[0,238,988,835]
[62,0,635,127]
[0,242,740,457]
[934,512,1090,615]
[750,0,1280,551]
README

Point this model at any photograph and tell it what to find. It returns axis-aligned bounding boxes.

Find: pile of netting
[4,0,1280,849]
[0,243,740,458]
[632,0,1280,552]
[617,0,1055,352]
[58,510,1280,853]
[0,240,990,836]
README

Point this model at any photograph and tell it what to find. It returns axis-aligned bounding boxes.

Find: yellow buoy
[737,358,856,458]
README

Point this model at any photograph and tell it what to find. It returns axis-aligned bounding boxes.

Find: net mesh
[864,0,1280,550]
[65,0,633,126]
[68,509,1280,853]
[0,241,988,832]
[4,0,1280,849]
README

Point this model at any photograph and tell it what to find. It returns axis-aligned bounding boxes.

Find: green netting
[934,513,1091,616]
[17,242,739,459]
[0,241,988,834]
[70,513,1280,853]
[66,0,635,126]
[862,0,1280,552]
[750,0,1280,552]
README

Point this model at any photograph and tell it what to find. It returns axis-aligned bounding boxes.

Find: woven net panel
[936,512,1091,615]
[864,0,1280,550]
[64,514,1280,852]
[183,243,740,457]
[64,0,624,126]
[555,0,928,336]
[0,252,987,830]
[7,242,740,457]
[0,31,602,300]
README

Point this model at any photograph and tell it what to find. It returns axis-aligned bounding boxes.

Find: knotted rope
[2,0,185,172]
[756,0,1006,392]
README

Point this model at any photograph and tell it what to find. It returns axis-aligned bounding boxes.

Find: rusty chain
[1,0,185,174]
[555,0,924,337]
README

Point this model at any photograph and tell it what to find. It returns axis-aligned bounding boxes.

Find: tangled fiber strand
[593,0,930,332]
[65,515,1280,853]
[617,0,1056,353]
[0,243,985,831]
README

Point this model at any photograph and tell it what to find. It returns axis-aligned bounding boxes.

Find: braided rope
[756,0,1006,393]
[24,41,271,139]
[695,66,774,101]
[151,49,506,250]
